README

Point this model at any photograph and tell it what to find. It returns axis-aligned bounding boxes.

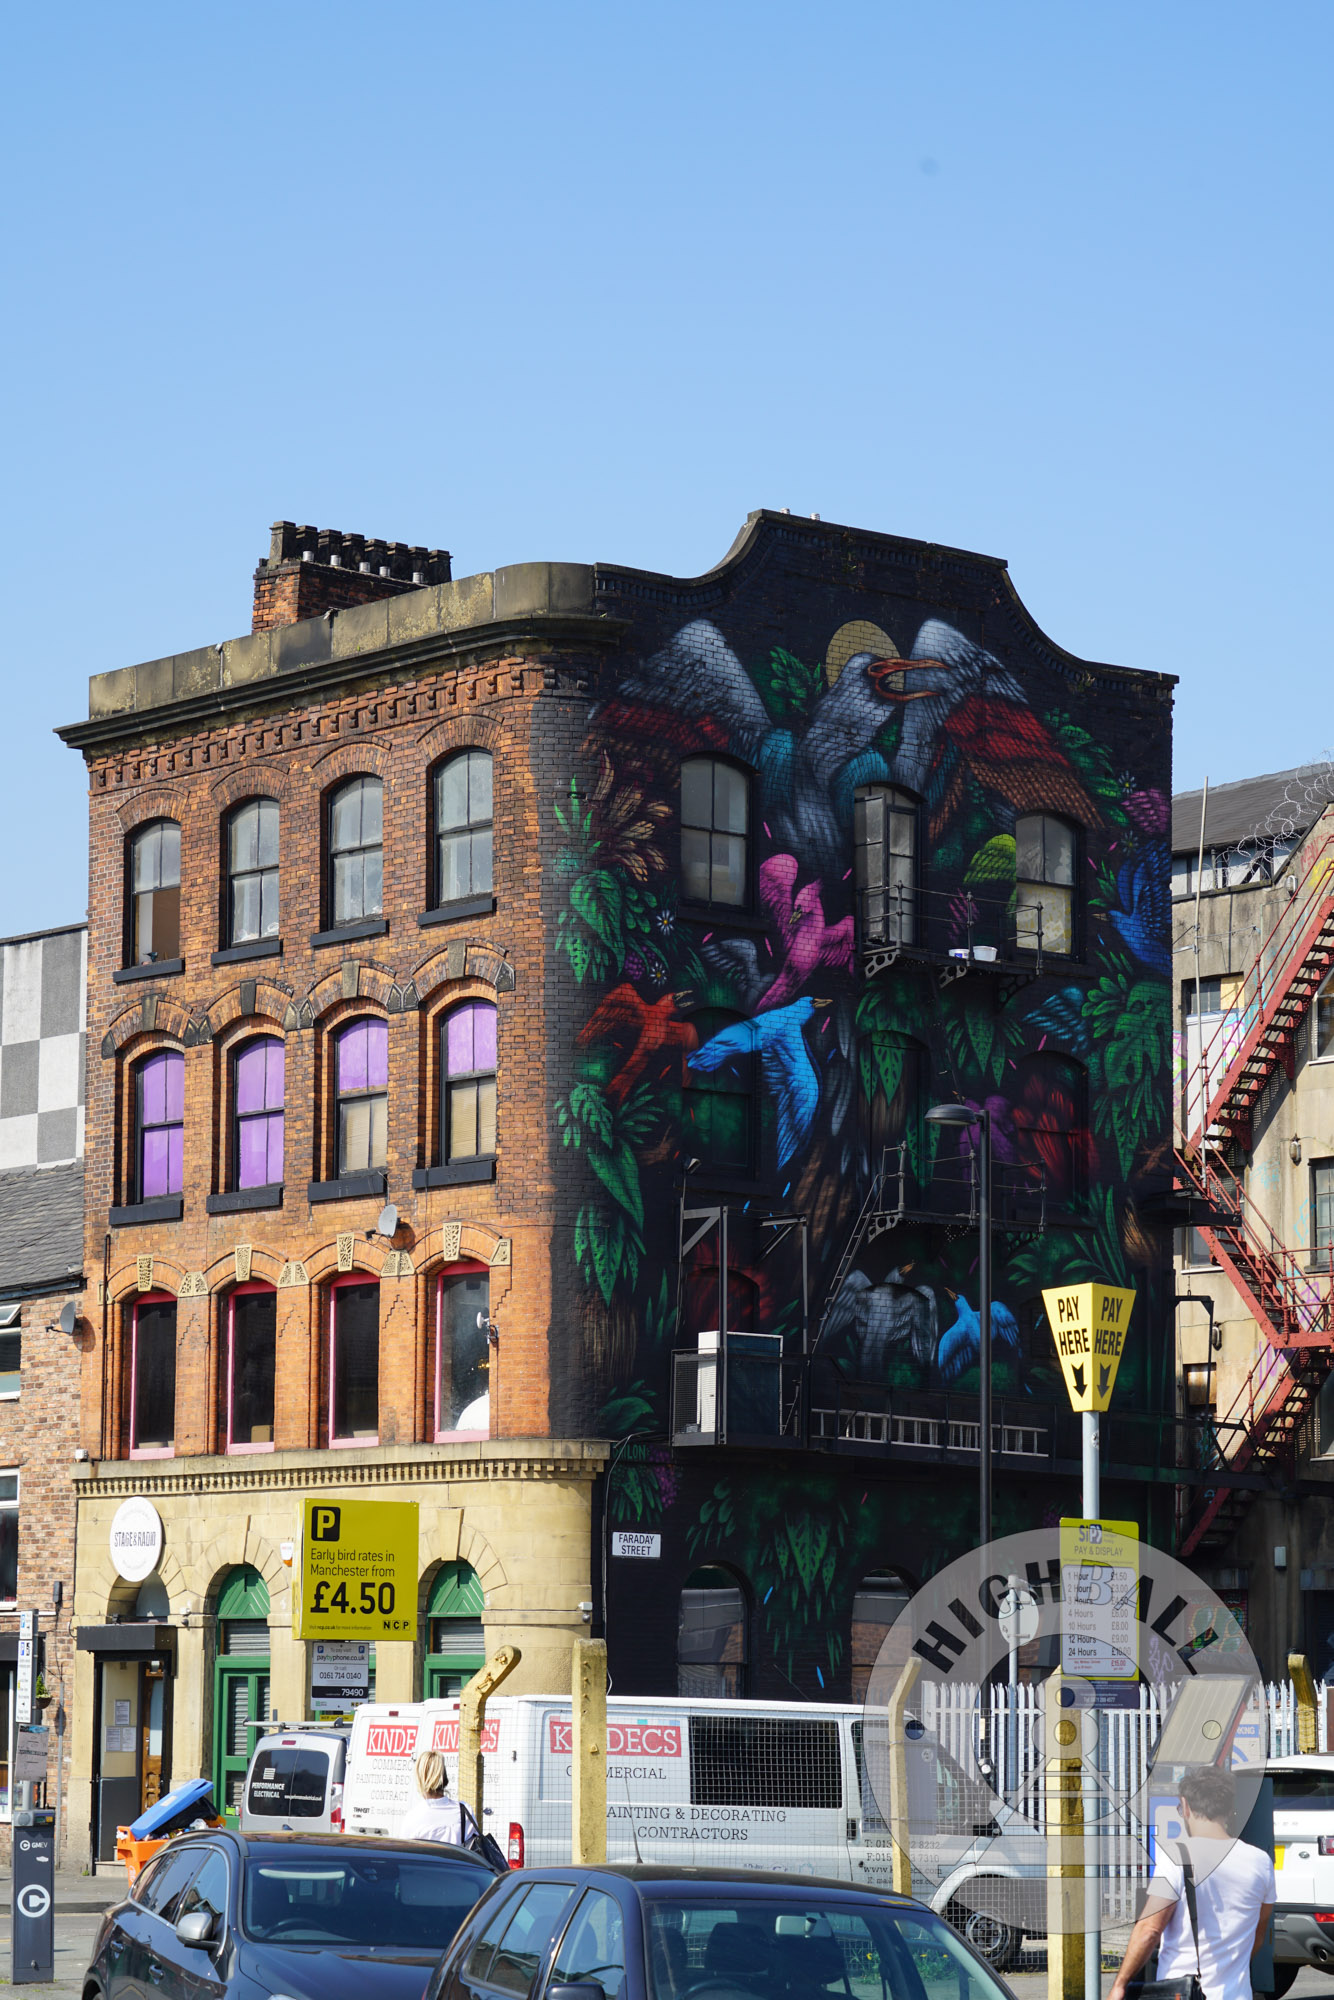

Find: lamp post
[926,1102,993,1550]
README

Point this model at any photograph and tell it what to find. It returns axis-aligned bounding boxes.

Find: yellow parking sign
[1042,1281,1135,1411]
[297,1497,419,1641]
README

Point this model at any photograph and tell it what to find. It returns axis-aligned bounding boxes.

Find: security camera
[577,1602,593,1623]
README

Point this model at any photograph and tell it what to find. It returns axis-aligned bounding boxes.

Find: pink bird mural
[756,854,855,1009]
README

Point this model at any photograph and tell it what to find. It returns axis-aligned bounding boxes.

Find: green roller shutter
[213,1566,272,1822]
[425,1562,486,1698]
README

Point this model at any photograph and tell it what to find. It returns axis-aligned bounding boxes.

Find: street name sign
[1042,1281,1136,1410]
[297,1498,418,1642]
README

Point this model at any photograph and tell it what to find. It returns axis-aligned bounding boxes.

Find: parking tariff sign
[1060,1516,1140,1679]
[297,1498,418,1642]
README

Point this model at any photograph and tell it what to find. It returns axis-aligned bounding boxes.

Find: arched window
[329,776,383,928]
[127,1292,176,1457]
[424,1562,486,1698]
[435,1264,491,1437]
[335,1020,387,1176]
[135,1051,184,1201]
[128,820,181,965]
[684,1009,753,1175]
[213,1565,271,1814]
[1015,814,1076,956]
[329,1277,379,1444]
[681,758,749,908]
[1013,1053,1087,1204]
[435,752,493,906]
[855,787,918,946]
[225,1282,276,1452]
[232,1038,284,1190]
[677,1565,747,1697]
[441,1004,497,1162]
[851,1570,912,1700]
[227,799,279,945]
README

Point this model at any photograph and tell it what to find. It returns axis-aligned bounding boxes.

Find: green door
[212,1564,271,1822]
[424,1562,486,1697]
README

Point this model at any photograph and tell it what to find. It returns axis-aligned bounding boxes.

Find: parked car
[1267,1754,1334,1996]
[421,1862,1017,2000]
[81,1827,501,2000]
[239,1723,351,1833]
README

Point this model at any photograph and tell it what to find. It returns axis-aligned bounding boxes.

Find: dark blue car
[423,1865,1015,2000]
[81,1829,500,2000]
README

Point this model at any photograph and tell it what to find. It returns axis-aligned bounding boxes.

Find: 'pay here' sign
[1041,1282,1136,1411]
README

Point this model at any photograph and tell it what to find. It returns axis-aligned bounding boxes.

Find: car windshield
[243,1847,493,1949]
[644,1897,1010,2000]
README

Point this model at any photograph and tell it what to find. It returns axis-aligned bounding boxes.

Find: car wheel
[951,1905,1022,1972]
[1265,1967,1298,1999]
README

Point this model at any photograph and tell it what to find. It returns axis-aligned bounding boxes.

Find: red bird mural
[576,985,698,1105]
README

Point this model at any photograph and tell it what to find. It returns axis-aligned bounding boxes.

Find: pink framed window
[434,1264,490,1440]
[226,1282,276,1452]
[336,1020,388,1175]
[233,1039,284,1189]
[442,1004,496,1161]
[137,1051,184,1200]
[329,1277,379,1446]
[129,1293,176,1458]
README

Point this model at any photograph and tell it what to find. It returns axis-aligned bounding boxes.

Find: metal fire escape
[1176,830,1334,1558]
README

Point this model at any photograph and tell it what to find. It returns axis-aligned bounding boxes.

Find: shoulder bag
[1138,1846,1205,2000]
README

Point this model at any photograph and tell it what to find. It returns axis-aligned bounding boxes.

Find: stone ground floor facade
[69,1437,606,1865]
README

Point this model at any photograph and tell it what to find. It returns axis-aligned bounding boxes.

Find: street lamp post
[926,1102,993,1549]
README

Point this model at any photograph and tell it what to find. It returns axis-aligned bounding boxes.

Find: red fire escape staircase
[1176,832,1334,1558]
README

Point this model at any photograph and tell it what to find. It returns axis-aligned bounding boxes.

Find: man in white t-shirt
[1109,1769,1275,2000]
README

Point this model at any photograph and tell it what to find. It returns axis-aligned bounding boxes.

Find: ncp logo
[311,1506,342,1542]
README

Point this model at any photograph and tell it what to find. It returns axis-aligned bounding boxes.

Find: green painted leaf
[964,835,1017,886]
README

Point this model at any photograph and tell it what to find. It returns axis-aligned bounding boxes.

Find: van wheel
[1266,1968,1298,1999]
[951,1906,1022,1972]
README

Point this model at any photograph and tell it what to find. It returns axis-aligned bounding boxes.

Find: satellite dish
[376,1204,398,1241]
[58,1302,78,1336]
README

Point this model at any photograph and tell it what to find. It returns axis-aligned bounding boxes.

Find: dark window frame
[127,1291,177,1459]
[679,756,752,912]
[126,819,182,968]
[683,1007,755,1178]
[440,1002,498,1165]
[328,1275,380,1447]
[334,1017,388,1179]
[224,797,280,948]
[677,1562,749,1698]
[225,1281,277,1454]
[1012,1050,1089,1208]
[230,1035,285,1193]
[432,750,495,910]
[1015,812,1080,958]
[134,1050,185,1203]
[1313,1158,1334,1260]
[326,775,385,931]
[855,784,920,948]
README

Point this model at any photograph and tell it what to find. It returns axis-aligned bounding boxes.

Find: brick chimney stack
[252,522,452,632]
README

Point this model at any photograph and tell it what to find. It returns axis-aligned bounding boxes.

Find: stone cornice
[74,1438,610,1500]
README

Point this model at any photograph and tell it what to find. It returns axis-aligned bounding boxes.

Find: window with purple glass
[336,1019,388,1175]
[233,1039,284,1190]
[442,1003,496,1161]
[137,1052,184,1201]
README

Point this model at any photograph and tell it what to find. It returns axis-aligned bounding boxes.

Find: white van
[340,1692,1047,1967]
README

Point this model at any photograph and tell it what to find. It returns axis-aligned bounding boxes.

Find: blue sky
[5,2,1331,934]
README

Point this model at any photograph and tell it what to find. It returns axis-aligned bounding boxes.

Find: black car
[82,1828,501,2000]
[423,1864,1016,2000]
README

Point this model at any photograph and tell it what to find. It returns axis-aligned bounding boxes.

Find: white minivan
[339,1692,1047,1968]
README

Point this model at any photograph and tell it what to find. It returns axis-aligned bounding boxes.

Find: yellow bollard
[1290,1654,1317,1754]
[886,1656,922,1897]
[1045,1674,1086,2000]
[457,1645,521,1823]
[572,1638,608,1865]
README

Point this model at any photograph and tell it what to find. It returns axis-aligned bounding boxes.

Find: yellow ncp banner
[1041,1281,1135,1411]
[296,1497,419,1641]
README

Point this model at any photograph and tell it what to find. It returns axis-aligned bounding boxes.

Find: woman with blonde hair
[400,1748,469,1845]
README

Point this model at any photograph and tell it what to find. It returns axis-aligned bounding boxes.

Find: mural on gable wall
[550,600,1172,1682]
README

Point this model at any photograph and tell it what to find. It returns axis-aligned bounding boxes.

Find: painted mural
[551,580,1172,1692]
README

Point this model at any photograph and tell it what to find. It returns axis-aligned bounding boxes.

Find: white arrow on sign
[16,1884,50,1920]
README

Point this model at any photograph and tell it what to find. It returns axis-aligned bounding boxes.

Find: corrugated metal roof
[0,1162,84,1296]
[1172,764,1334,852]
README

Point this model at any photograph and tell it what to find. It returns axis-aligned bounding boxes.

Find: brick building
[58,512,1178,1863]
[0,921,86,1854]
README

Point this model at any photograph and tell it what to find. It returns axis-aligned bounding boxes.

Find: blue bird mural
[935,1292,1024,1386]
[1026,984,1092,1059]
[688,995,832,1169]
[1109,840,1172,977]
